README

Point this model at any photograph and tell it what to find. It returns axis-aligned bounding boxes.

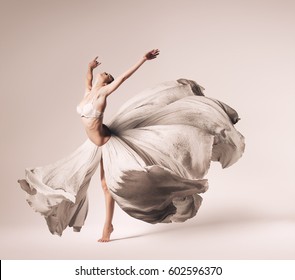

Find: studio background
[0,0,294,259]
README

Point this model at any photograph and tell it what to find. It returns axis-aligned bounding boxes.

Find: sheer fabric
[18,79,245,235]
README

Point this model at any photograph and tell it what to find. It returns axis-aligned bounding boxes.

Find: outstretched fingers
[145,48,160,60]
[89,56,101,68]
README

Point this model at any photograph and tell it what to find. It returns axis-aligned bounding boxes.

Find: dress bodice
[76,98,103,119]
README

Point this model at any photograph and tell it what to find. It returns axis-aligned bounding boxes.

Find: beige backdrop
[1,0,294,259]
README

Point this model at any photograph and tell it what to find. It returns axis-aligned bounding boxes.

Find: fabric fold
[18,79,245,235]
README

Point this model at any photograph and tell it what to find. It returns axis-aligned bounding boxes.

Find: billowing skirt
[18,79,245,236]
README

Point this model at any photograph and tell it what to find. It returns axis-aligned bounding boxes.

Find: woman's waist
[84,125,111,147]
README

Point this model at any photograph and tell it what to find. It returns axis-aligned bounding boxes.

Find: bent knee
[101,179,109,192]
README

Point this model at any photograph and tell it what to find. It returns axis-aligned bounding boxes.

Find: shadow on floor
[111,208,295,242]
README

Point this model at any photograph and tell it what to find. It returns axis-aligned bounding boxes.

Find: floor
[1,205,294,260]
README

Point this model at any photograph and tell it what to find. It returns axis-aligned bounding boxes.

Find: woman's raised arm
[85,56,101,93]
[101,49,160,97]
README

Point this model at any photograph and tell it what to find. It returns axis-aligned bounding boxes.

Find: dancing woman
[18,49,245,242]
[77,49,160,241]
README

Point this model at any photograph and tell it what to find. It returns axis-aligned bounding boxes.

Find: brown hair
[108,74,114,84]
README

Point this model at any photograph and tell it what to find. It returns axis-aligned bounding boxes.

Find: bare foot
[97,224,114,243]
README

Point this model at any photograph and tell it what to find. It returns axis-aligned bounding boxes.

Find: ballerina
[18,49,245,242]
[77,49,159,241]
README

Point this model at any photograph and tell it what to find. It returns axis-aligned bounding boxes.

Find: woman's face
[98,72,113,84]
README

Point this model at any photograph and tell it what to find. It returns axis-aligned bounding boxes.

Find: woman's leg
[98,158,115,242]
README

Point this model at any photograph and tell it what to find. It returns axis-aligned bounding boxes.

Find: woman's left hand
[144,49,160,60]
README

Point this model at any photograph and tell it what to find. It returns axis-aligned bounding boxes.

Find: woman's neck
[93,81,104,90]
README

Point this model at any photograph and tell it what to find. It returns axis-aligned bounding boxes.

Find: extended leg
[98,158,115,242]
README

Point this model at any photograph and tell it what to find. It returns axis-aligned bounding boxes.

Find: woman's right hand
[88,56,101,69]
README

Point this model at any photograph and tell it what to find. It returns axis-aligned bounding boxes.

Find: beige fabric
[18,79,245,235]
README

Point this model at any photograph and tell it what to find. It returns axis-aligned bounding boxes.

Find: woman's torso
[77,90,111,146]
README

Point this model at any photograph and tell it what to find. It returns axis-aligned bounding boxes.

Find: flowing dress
[18,79,245,236]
